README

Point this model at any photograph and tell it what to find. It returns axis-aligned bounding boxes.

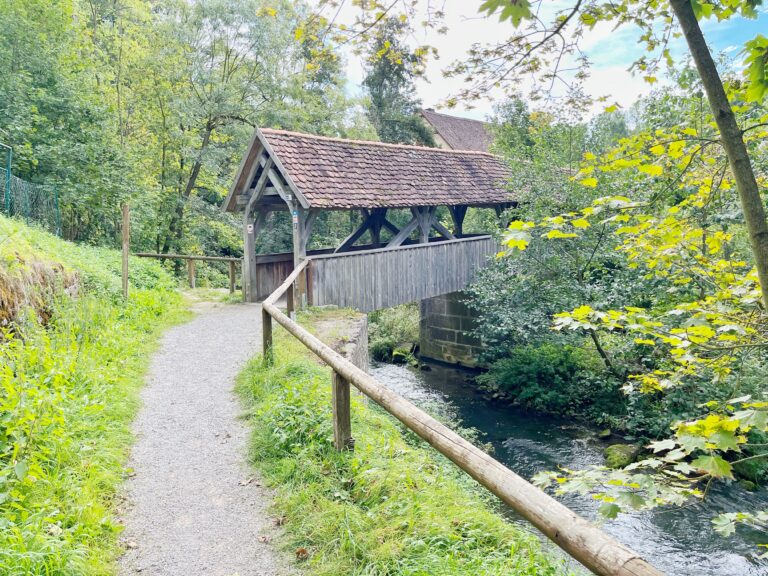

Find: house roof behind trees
[224,128,514,211]
[420,109,494,152]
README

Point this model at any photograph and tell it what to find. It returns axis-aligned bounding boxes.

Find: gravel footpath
[119,301,291,576]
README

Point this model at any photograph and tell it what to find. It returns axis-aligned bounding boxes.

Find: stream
[370,361,768,576]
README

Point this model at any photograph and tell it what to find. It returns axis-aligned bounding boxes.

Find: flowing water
[370,361,768,576]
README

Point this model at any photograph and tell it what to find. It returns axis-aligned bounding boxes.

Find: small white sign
[246,223,254,233]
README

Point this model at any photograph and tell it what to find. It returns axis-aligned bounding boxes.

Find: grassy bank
[236,313,569,575]
[0,217,186,575]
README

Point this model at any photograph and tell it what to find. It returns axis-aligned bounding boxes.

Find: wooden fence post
[187,259,196,288]
[121,203,130,299]
[332,370,353,451]
[286,282,295,318]
[262,308,273,365]
[228,260,236,294]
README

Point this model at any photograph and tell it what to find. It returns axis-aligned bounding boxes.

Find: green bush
[478,344,625,423]
[368,302,420,362]
[237,320,570,575]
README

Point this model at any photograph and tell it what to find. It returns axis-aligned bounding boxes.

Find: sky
[339,1,768,122]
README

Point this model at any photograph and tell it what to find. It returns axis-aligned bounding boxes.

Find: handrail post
[228,260,236,294]
[262,308,273,365]
[332,370,353,451]
[286,282,295,318]
[187,259,196,288]
[121,203,130,299]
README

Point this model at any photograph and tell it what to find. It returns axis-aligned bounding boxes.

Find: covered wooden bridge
[223,128,515,311]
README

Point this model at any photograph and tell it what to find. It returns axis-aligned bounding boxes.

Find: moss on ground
[236,311,571,575]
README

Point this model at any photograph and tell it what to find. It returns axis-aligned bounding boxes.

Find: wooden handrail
[134,252,241,263]
[261,261,663,576]
[134,252,241,294]
[305,233,493,260]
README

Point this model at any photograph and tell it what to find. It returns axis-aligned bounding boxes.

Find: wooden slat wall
[308,236,497,312]
[254,255,294,301]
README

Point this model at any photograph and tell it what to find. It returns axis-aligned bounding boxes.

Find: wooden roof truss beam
[335,208,398,253]
[387,206,455,248]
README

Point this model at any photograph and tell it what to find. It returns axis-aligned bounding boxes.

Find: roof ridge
[259,127,499,158]
[421,109,490,126]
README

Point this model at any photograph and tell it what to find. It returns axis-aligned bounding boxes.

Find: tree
[362,17,434,145]
[472,0,768,309]
[1,0,362,263]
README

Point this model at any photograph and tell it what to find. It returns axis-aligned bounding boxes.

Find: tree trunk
[670,0,768,308]
[161,124,213,255]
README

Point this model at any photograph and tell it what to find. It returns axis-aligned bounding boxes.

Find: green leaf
[545,229,578,240]
[479,0,533,26]
[678,434,706,453]
[14,461,28,481]
[708,431,741,452]
[649,438,676,453]
[691,455,733,479]
[638,164,663,177]
[712,513,738,536]
[618,491,646,510]
[599,502,621,519]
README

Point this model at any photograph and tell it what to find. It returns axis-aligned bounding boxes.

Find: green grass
[236,314,570,575]
[0,216,187,575]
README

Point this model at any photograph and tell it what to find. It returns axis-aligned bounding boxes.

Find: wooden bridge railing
[134,252,241,293]
[308,235,497,312]
[261,261,663,576]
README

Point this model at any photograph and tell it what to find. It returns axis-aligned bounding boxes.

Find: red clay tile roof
[420,109,493,152]
[259,128,513,210]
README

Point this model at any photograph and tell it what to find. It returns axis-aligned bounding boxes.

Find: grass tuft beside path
[237,313,570,576]
[0,217,186,575]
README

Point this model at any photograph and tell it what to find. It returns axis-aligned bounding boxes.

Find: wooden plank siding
[308,236,497,312]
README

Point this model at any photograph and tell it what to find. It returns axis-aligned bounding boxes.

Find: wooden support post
[243,213,258,302]
[242,157,272,303]
[413,206,436,244]
[449,205,468,237]
[262,307,273,365]
[369,208,387,247]
[121,203,130,299]
[332,370,353,451]
[187,259,196,288]
[228,260,236,294]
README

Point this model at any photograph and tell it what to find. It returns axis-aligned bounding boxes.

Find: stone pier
[419,291,482,368]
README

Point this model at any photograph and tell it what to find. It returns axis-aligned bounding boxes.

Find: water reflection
[370,361,768,576]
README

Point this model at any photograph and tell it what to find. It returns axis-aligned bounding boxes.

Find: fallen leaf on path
[258,535,271,543]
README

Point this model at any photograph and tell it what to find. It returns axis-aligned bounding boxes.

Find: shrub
[477,343,625,423]
[368,302,420,361]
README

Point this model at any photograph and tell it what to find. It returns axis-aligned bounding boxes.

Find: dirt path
[119,301,290,576]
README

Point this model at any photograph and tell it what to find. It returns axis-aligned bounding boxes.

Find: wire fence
[1,145,61,236]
